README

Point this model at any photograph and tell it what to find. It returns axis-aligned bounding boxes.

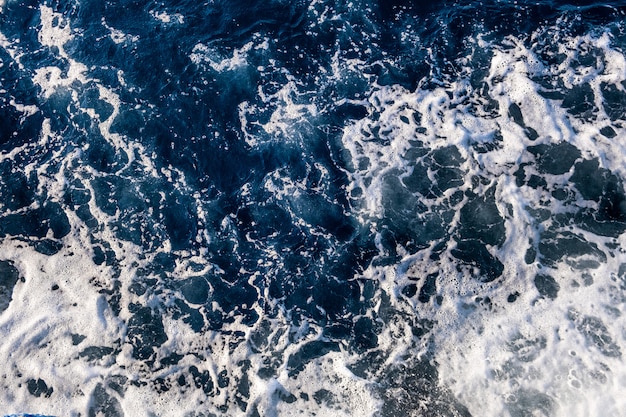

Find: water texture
[1,0,626,416]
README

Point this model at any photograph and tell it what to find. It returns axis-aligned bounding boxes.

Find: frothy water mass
[1,1,626,416]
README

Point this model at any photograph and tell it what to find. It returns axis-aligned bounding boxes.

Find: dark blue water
[2,1,626,416]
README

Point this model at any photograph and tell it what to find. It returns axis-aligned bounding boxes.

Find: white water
[1,4,626,417]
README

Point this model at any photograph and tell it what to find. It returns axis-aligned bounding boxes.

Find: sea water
[1,1,626,416]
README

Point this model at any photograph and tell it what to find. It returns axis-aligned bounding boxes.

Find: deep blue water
[2,1,626,416]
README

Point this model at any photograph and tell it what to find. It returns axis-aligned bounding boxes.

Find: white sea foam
[33,6,89,100]
[2,4,626,417]
[190,42,255,72]
[37,6,72,56]
[239,74,320,148]
[101,18,139,45]
[0,28,370,412]
[0,239,127,415]
[342,29,626,417]
[150,10,184,25]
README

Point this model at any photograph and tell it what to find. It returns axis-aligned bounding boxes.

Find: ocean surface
[1,0,626,416]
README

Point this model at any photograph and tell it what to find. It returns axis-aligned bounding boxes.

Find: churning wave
[1,0,626,416]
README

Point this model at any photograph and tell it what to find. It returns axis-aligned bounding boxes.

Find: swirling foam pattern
[1,1,626,416]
